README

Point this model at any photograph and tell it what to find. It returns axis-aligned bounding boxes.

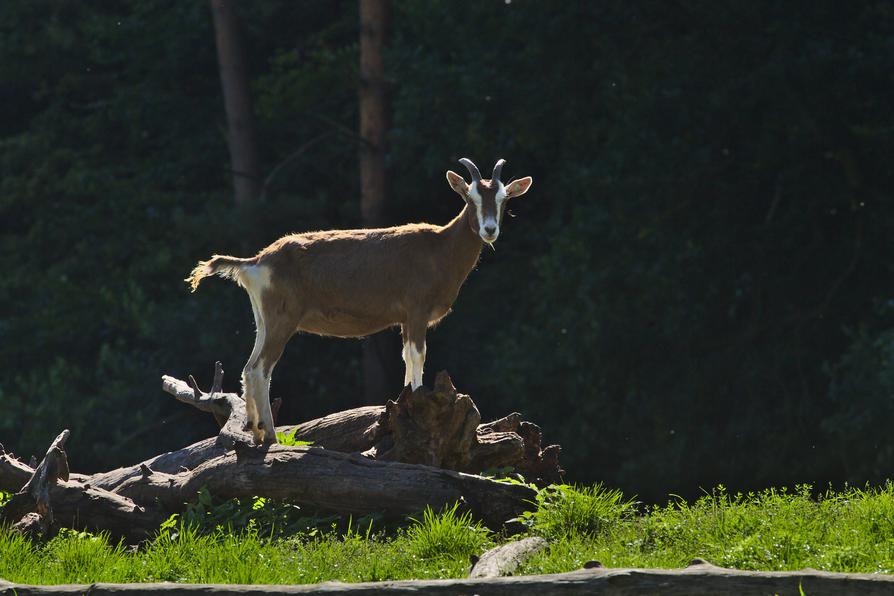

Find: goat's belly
[298,309,397,339]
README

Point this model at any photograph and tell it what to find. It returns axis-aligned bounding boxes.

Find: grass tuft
[522,483,634,539]
[405,503,491,560]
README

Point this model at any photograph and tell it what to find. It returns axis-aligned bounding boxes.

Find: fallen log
[0,432,164,543]
[2,366,555,541]
[2,560,894,595]
[107,443,534,530]
[2,434,532,540]
[160,364,562,486]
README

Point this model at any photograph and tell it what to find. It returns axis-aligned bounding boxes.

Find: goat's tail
[186,254,252,292]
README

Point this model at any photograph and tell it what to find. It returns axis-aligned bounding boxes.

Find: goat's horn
[492,159,506,183]
[458,158,482,182]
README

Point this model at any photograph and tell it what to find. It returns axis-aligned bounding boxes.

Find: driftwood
[469,537,549,578]
[1,365,554,541]
[2,560,894,595]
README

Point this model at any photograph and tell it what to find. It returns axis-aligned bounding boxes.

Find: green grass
[3,483,894,584]
[518,483,894,575]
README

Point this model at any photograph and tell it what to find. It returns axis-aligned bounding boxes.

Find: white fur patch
[468,182,484,227]
[239,264,277,441]
[495,182,506,211]
[240,265,272,368]
[402,341,426,389]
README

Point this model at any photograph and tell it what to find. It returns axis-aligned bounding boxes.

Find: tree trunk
[359,0,392,403]
[210,0,260,204]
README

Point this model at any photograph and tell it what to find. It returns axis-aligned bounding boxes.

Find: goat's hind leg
[242,327,291,444]
[241,299,268,443]
[241,270,293,444]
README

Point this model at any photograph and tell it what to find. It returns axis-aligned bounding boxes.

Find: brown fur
[187,163,532,444]
[187,204,483,443]
[189,205,483,341]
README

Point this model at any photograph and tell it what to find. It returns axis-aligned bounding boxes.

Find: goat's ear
[446,170,469,198]
[505,176,533,199]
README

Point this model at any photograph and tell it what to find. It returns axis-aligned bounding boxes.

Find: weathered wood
[0,432,163,543]
[3,561,894,594]
[28,481,165,543]
[365,372,562,485]
[23,430,70,515]
[4,441,531,539]
[162,362,251,450]
[0,368,557,540]
[0,454,88,494]
[106,444,534,530]
[161,367,562,485]
[366,373,481,468]
[0,430,71,529]
[469,537,549,578]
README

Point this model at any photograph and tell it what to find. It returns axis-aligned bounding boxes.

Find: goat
[186,158,533,443]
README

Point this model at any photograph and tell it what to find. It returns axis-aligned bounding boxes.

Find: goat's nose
[484,225,497,236]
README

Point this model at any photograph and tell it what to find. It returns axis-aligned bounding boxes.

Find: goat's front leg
[401,320,427,390]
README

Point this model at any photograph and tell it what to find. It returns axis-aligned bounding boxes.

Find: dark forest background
[1,1,892,503]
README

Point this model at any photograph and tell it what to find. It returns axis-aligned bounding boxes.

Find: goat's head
[446,158,533,244]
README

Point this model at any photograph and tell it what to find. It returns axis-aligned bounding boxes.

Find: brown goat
[187,158,533,443]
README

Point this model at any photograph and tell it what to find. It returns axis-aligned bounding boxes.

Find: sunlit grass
[3,483,894,584]
[518,483,894,575]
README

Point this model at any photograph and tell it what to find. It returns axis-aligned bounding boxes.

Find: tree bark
[210,0,260,204]
[359,0,392,403]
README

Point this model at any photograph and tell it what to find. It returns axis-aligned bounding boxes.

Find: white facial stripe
[494,182,507,223]
[467,182,491,239]
[495,182,506,205]
[467,182,484,222]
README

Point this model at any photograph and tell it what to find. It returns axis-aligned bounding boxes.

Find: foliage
[274,428,314,447]
[159,487,337,539]
[0,0,892,500]
[520,483,634,539]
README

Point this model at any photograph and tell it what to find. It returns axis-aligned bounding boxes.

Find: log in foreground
[2,561,893,595]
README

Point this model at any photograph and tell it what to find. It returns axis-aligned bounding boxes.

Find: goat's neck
[440,203,484,281]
